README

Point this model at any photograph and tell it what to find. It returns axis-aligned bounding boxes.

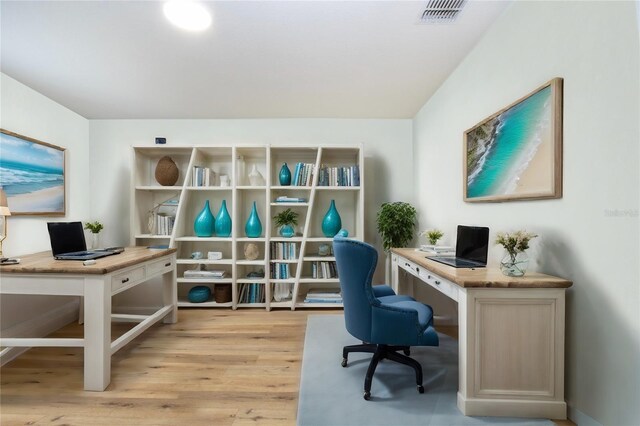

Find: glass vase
[194,200,215,237]
[90,233,101,250]
[500,250,529,277]
[321,199,342,237]
[215,200,232,237]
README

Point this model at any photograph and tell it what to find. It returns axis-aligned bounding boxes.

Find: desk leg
[391,254,399,294]
[83,277,111,391]
[163,259,178,324]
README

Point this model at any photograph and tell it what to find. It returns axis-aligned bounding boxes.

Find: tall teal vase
[279,163,291,186]
[194,200,215,237]
[322,199,342,237]
[245,201,262,238]
[215,200,232,237]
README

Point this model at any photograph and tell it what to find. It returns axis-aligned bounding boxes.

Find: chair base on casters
[341,343,423,400]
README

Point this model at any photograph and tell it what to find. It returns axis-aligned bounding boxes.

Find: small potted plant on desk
[420,229,444,246]
[273,209,299,238]
[85,221,104,250]
[376,202,417,283]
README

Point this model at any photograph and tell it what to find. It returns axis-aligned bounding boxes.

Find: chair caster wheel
[341,358,347,367]
[404,349,410,356]
[363,391,371,400]
[417,385,425,394]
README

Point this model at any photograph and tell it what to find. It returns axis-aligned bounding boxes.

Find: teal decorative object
[279,162,291,186]
[188,286,211,303]
[245,201,262,238]
[194,200,215,237]
[215,199,232,237]
[279,224,295,238]
[337,229,349,237]
[322,199,342,237]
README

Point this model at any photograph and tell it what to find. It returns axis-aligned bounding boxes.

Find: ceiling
[0,1,509,119]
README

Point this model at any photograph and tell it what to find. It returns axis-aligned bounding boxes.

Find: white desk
[0,247,177,391]
[392,248,572,419]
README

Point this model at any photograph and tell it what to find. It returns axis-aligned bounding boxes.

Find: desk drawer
[147,257,174,277]
[418,269,458,301]
[112,266,145,293]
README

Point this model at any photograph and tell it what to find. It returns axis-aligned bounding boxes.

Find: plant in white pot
[84,221,104,250]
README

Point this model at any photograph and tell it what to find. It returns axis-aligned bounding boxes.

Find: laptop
[48,222,123,260]
[427,225,489,268]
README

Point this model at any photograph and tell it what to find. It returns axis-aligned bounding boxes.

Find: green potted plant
[273,209,299,238]
[84,221,104,249]
[376,202,417,282]
[420,229,444,246]
[495,230,537,277]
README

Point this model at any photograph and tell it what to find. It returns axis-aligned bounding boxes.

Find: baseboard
[568,405,603,426]
[457,392,567,419]
[0,299,79,366]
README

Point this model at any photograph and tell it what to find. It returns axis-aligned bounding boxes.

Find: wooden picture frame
[463,78,563,202]
[0,129,66,215]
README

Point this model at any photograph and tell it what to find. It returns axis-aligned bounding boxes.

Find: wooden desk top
[0,247,177,275]
[392,248,572,289]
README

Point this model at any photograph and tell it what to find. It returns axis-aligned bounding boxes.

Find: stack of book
[274,196,307,203]
[304,289,342,304]
[184,270,226,279]
[270,242,298,260]
[270,262,291,279]
[238,283,265,303]
[192,166,214,186]
[310,261,338,279]
[418,245,455,255]
[291,162,315,186]
[155,214,175,235]
[318,165,360,187]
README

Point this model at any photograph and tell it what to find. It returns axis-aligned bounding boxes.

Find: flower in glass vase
[273,208,299,238]
[495,230,538,277]
[420,229,444,246]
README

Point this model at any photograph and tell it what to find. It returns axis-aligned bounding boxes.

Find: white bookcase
[131,145,364,310]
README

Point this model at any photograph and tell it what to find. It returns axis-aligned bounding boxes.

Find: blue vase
[188,286,211,303]
[194,200,215,237]
[279,163,291,186]
[322,199,342,237]
[279,224,295,238]
[215,200,232,237]
[245,201,262,238]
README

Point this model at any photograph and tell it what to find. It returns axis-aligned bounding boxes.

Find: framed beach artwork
[463,78,563,202]
[0,129,66,215]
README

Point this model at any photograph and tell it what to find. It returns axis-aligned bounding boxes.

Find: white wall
[89,119,414,289]
[0,73,90,332]
[412,2,639,425]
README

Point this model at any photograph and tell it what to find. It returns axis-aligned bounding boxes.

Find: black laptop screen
[455,225,489,264]
[47,222,87,255]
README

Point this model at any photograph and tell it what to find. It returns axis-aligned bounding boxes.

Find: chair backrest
[333,238,378,342]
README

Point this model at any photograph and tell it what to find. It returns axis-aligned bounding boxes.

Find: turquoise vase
[194,200,215,237]
[279,224,295,238]
[322,199,342,237]
[245,201,262,238]
[279,163,291,186]
[215,199,232,237]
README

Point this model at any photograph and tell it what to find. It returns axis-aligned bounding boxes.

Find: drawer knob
[164,262,171,267]
[416,267,419,273]
[121,278,129,284]
[434,280,441,285]
[428,275,432,279]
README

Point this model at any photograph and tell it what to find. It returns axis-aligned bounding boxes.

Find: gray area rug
[297,315,553,426]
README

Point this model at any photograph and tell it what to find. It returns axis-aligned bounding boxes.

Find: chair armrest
[372,285,396,298]
[370,302,422,346]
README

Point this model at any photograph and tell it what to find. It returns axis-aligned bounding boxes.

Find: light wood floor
[1,309,574,426]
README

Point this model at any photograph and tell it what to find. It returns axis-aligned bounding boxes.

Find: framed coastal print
[463,78,563,202]
[0,129,66,215]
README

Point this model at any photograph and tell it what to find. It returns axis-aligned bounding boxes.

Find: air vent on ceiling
[420,0,467,23]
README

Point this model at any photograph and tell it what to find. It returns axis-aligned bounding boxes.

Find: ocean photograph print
[464,78,563,202]
[0,129,66,215]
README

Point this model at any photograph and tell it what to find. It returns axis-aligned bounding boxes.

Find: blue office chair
[333,238,439,400]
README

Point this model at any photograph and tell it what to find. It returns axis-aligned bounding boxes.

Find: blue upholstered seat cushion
[384,300,434,328]
[377,294,416,304]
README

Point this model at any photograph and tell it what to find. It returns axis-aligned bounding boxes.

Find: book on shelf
[270,262,291,279]
[318,165,360,187]
[192,166,214,187]
[238,282,265,303]
[304,288,342,303]
[310,261,338,279]
[291,162,315,186]
[418,245,455,255]
[275,196,307,203]
[155,213,175,236]
[269,242,298,260]
[184,270,226,279]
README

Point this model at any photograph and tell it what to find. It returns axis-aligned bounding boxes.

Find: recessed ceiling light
[163,1,212,32]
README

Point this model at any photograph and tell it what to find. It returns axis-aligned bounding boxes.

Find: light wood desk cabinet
[391,248,572,419]
[0,247,177,391]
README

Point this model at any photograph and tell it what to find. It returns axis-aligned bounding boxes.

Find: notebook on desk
[427,225,489,268]
[47,222,123,260]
